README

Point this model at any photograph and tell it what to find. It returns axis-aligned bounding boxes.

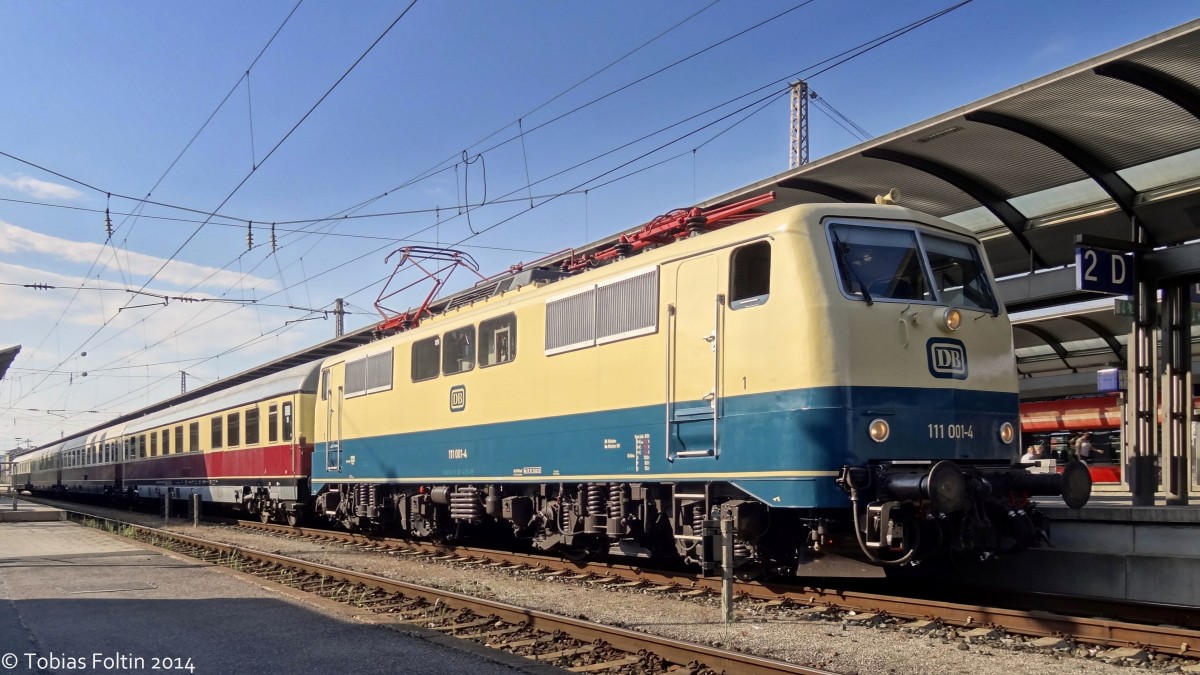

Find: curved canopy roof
[702,19,1200,285]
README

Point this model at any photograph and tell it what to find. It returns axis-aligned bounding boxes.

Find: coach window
[228,412,241,447]
[211,416,223,449]
[150,432,158,457]
[442,326,475,375]
[139,434,147,458]
[189,422,199,452]
[268,404,279,443]
[162,429,170,455]
[175,426,183,455]
[412,336,440,382]
[245,407,260,445]
[730,241,771,309]
[479,314,516,367]
[282,402,294,442]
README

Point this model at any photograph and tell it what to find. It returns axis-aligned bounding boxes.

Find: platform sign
[1114,298,1200,325]
[1077,247,1134,295]
[1097,368,1127,392]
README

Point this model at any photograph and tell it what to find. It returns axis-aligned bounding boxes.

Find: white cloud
[0,220,279,292]
[0,174,84,200]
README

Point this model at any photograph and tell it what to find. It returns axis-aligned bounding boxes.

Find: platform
[0,520,554,675]
[952,493,1200,606]
[0,493,65,522]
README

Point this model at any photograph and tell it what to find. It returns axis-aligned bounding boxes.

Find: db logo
[926,338,968,380]
[449,385,467,412]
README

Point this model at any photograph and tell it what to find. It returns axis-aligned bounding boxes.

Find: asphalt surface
[0,521,552,675]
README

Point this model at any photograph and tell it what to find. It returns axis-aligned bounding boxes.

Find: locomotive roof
[327,201,974,360]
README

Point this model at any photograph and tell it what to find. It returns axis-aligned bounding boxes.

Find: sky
[0,0,1196,450]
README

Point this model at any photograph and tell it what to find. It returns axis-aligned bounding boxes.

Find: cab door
[320,367,343,473]
[667,255,723,459]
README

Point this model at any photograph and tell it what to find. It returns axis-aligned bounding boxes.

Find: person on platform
[1072,432,1095,462]
[1020,445,1042,463]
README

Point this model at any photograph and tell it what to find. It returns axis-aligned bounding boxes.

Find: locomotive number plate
[927,423,974,439]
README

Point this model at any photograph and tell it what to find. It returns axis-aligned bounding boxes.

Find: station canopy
[700,18,1200,389]
[0,346,19,383]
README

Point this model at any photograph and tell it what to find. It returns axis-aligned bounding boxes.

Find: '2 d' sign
[1076,246,1134,295]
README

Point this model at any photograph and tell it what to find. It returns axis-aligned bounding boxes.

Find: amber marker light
[869,419,890,443]
[941,307,962,331]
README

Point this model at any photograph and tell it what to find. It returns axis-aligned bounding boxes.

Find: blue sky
[1,1,1196,448]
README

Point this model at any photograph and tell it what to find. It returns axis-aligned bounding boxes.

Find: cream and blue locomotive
[310,199,1090,576]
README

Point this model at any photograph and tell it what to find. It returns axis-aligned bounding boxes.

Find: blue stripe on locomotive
[311,386,1017,508]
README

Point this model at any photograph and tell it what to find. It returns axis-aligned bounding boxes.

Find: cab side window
[730,241,771,308]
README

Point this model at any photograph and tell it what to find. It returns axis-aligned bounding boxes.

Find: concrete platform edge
[92,523,567,675]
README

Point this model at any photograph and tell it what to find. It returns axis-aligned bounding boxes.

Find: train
[12,197,1092,577]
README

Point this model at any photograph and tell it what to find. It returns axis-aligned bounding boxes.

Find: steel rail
[70,512,831,675]
[233,519,1200,658]
[43,499,1200,661]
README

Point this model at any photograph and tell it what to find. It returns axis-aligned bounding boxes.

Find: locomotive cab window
[412,336,440,382]
[829,224,929,302]
[480,314,516,367]
[442,326,475,376]
[923,235,998,313]
[828,221,998,310]
[730,241,771,308]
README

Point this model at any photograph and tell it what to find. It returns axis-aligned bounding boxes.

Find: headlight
[941,307,962,331]
[869,419,890,443]
[999,422,1015,444]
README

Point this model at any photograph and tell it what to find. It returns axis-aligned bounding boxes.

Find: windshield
[829,222,996,312]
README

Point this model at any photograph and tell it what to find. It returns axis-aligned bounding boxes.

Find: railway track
[24,496,1200,667]
[228,518,1200,660]
[64,510,831,675]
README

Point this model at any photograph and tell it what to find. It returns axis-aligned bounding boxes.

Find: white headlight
[869,419,890,443]
[942,307,962,331]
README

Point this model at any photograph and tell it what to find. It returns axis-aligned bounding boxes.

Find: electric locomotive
[309,198,1091,577]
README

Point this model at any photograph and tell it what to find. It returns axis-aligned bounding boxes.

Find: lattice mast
[789,80,810,169]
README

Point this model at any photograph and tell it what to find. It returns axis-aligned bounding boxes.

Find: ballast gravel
[70,504,1188,675]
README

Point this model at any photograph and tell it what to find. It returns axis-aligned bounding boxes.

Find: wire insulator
[246,221,253,251]
[104,193,113,239]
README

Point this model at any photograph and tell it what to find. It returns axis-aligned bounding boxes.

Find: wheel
[286,511,301,528]
[259,505,272,524]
